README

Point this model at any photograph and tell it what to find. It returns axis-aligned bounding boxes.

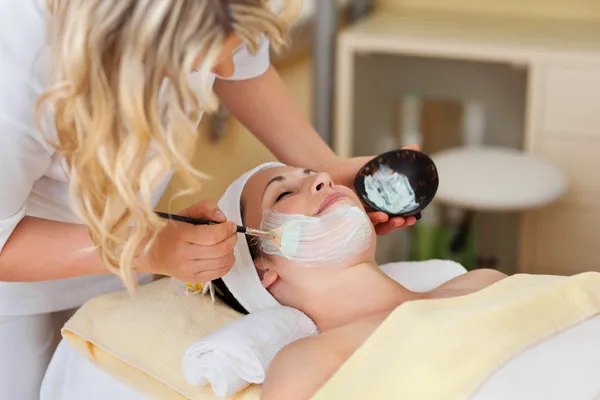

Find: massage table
[40,262,600,400]
[41,314,600,400]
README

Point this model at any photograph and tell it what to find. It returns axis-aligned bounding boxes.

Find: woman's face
[241,166,366,230]
[240,166,376,300]
[241,166,376,293]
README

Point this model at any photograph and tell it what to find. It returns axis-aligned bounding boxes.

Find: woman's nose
[309,173,333,194]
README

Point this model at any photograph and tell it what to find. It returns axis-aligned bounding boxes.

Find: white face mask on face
[259,204,373,263]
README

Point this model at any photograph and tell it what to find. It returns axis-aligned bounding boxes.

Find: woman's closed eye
[267,169,316,204]
[275,191,293,203]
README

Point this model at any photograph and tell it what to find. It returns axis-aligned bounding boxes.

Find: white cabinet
[523,62,600,274]
[539,64,600,136]
[524,203,600,275]
[335,10,600,274]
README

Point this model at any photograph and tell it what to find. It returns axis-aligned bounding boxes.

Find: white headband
[218,162,285,313]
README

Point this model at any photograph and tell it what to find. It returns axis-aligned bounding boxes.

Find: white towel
[184,259,467,397]
[183,306,318,398]
[216,162,284,313]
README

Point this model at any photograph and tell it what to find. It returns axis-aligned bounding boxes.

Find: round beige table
[432,147,567,212]
[430,146,567,268]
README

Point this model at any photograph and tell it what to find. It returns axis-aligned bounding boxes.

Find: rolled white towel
[182,306,318,398]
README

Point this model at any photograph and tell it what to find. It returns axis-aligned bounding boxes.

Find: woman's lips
[316,192,348,215]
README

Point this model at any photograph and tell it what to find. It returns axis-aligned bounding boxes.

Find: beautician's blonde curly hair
[35,0,300,290]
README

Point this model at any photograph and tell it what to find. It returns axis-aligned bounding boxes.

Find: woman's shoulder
[429,268,508,298]
[261,315,386,400]
[261,333,342,400]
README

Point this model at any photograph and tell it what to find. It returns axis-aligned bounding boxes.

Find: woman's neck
[297,262,418,332]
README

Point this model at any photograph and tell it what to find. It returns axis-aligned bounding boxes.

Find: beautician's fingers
[372,215,416,235]
[183,233,238,259]
[190,254,236,283]
[178,199,238,245]
[405,216,417,225]
[368,211,389,225]
[182,222,238,246]
[375,220,401,235]
[184,199,227,222]
[403,144,421,151]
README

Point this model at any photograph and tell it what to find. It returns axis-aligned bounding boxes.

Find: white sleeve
[216,37,271,81]
[0,0,53,253]
[0,117,53,255]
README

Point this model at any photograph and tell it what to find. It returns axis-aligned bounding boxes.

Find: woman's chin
[283,258,364,271]
[319,198,363,215]
[312,254,375,270]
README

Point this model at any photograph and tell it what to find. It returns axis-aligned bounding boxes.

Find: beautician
[0,0,416,398]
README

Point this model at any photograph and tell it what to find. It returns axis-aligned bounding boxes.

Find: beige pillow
[62,278,261,400]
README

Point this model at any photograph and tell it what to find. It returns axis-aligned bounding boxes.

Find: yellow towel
[62,278,261,400]
[313,272,600,400]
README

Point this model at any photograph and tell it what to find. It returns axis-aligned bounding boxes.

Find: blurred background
[159,0,600,277]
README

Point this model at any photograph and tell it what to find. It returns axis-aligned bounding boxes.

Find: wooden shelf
[339,10,600,63]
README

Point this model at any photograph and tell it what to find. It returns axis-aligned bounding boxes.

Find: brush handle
[155,212,248,234]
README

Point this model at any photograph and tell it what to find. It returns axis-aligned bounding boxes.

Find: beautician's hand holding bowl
[321,144,424,235]
[355,147,439,221]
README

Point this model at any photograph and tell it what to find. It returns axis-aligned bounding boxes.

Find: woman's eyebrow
[260,170,315,200]
[262,176,285,201]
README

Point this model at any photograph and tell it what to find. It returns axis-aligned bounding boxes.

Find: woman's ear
[255,260,278,289]
[261,268,278,289]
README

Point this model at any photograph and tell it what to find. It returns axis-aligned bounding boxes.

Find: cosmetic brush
[155,211,277,241]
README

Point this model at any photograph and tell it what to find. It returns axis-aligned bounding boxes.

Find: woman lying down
[212,162,600,400]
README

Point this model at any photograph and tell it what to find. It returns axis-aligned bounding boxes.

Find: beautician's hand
[321,145,420,235]
[141,200,238,283]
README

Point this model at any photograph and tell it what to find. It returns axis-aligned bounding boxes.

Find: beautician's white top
[0,0,270,317]
[432,147,567,211]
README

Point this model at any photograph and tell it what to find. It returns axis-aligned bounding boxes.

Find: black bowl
[354,149,439,219]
